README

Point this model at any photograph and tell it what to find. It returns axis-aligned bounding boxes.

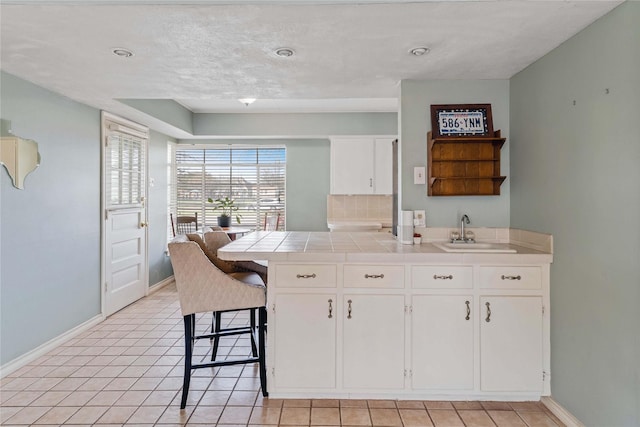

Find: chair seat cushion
[229,272,265,287]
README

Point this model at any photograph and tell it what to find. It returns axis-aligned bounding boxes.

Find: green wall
[399,79,510,228]
[510,3,639,425]
[148,130,176,284]
[0,72,175,365]
[1,71,101,364]
[178,139,331,231]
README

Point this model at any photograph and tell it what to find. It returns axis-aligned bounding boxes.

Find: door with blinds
[102,112,148,316]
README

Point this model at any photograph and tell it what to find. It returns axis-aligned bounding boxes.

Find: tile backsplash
[327,195,393,221]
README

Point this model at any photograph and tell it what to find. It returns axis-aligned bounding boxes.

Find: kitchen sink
[432,241,517,253]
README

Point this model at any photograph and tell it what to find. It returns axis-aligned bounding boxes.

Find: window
[173,146,286,231]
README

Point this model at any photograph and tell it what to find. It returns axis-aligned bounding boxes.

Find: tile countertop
[217,230,553,264]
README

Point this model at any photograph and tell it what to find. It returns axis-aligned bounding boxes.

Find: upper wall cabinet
[331,138,394,195]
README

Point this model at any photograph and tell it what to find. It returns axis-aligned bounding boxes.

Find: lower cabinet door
[480,296,543,392]
[274,293,336,389]
[412,295,474,390]
[343,294,405,389]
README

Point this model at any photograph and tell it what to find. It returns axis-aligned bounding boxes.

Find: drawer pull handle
[485,302,491,322]
[347,299,353,319]
[364,274,384,279]
[433,274,453,280]
[296,273,316,279]
[465,300,470,321]
[501,275,521,280]
[328,299,333,319]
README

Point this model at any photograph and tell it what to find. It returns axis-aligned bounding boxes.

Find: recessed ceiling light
[275,47,295,57]
[409,47,430,56]
[239,98,256,106]
[112,48,134,58]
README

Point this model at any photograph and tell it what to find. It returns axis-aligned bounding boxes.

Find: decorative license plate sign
[430,104,493,138]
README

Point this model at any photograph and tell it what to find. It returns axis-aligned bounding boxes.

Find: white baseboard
[541,396,584,427]
[0,314,105,378]
[148,275,174,295]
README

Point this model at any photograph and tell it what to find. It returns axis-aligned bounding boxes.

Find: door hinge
[403,369,412,377]
[542,305,545,315]
[272,367,275,376]
[105,210,109,220]
[104,282,108,293]
[405,305,412,314]
[543,370,547,381]
[271,304,275,313]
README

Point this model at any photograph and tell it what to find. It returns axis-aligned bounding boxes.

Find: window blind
[174,146,286,231]
[105,130,145,208]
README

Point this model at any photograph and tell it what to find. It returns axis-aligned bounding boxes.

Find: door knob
[140,222,148,228]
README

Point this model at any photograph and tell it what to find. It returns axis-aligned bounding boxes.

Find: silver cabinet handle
[485,302,491,322]
[364,274,384,279]
[465,300,470,321]
[347,299,352,319]
[501,275,521,280]
[328,299,333,318]
[433,275,453,280]
[296,273,316,279]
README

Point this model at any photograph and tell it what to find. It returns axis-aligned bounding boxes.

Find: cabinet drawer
[479,266,541,290]
[275,264,337,288]
[344,265,404,288]
[412,266,472,289]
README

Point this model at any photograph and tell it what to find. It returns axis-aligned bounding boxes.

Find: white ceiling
[0,0,622,135]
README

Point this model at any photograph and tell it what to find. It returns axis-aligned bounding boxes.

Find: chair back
[168,234,265,316]
[263,213,281,231]
[171,212,198,236]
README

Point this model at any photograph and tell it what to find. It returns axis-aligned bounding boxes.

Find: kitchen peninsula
[218,230,553,401]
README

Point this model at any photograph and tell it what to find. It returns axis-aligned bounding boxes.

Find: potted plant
[413,232,422,245]
[208,196,242,227]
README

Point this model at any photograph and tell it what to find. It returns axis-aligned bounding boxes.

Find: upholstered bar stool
[202,231,268,359]
[168,235,268,409]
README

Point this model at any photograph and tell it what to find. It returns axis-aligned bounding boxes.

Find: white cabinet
[273,293,336,389]
[330,138,394,195]
[480,296,543,392]
[268,259,550,399]
[374,138,393,194]
[343,294,405,389]
[412,295,474,390]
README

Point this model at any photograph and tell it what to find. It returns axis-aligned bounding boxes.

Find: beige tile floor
[0,283,565,426]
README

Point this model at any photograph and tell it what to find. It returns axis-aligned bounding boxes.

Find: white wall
[399,80,510,228]
[510,3,639,424]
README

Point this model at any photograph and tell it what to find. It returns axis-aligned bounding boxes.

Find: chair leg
[249,308,258,357]
[211,311,222,361]
[180,314,194,409]
[258,307,268,397]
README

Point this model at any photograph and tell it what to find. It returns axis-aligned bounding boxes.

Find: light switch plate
[414,166,426,184]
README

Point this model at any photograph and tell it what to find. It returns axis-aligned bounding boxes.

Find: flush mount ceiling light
[238,98,256,106]
[409,46,430,56]
[112,48,134,58]
[274,47,295,57]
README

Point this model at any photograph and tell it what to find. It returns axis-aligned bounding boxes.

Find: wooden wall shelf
[427,130,506,196]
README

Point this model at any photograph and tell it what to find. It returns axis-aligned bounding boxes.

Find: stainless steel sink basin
[433,242,517,253]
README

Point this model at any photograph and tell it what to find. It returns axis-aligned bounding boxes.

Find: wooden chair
[263,213,281,231]
[170,212,198,236]
[168,234,268,408]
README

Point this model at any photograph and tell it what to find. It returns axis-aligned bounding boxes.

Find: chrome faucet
[460,214,470,241]
[452,214,473,243]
